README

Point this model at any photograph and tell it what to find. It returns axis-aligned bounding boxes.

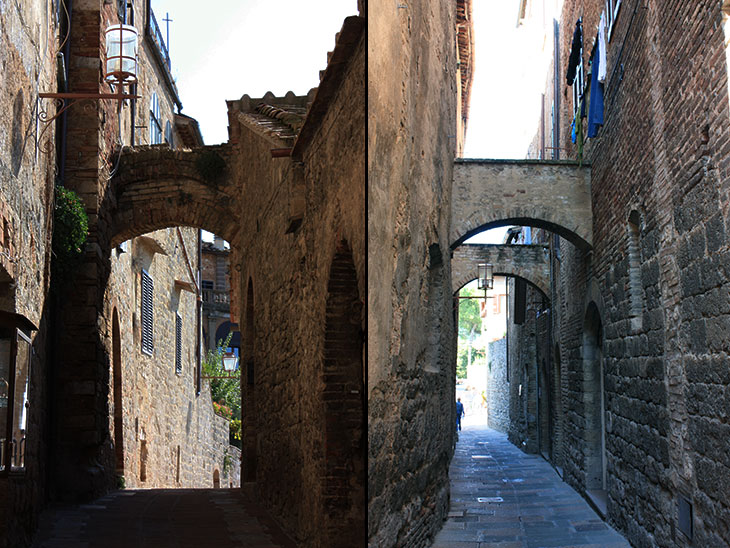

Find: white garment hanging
[598,11,607,82]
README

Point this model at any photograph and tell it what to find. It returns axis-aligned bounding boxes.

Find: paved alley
[32,489,297,548]
[432,427,631,548]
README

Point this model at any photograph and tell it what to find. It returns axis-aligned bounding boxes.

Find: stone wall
[0,1,58,546]
[486,337,509,433]
[518,0,730,545]
[228,17,365,548]
[507,278,538,453]
[368,0,467,546]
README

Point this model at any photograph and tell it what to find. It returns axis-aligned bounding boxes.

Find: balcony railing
[148,8,171,71]
[203,289,230,306]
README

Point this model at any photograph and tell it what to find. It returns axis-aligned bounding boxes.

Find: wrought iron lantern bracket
[36,91,140,154]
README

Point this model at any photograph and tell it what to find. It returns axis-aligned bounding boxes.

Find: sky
[146,0,358,241]
[150,0,359,145]
[463,0,555,244]
[145,1,544,245]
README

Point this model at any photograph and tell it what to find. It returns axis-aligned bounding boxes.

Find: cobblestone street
[432,426,630,548]
[31,489,296,548]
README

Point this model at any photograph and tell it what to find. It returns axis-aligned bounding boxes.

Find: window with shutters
[605,0,622,41]
[175,313,182,375]
[150,93,163,145]
[141,270,154,356]
[164,120,173,147]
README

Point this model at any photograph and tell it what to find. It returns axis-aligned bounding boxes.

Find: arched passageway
[451,243,550,296]
[108,146,240,247]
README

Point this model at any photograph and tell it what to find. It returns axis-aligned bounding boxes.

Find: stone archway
[451,243,550,297]
[451,159,592,251]
[108,146,240,247]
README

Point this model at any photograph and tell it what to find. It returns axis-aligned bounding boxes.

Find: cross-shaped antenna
[163,12,173,53]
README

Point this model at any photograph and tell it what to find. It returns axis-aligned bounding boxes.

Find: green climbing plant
[52,186,89,280]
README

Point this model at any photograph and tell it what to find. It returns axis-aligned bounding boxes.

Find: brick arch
[451,244,550,297]
[108,145,240,246]
[451,159,592,251]
[322,239,365,546]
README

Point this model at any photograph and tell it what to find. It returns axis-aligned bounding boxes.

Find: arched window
[322,240,364,545]
[242,279,256,483]
[583,303,606,503]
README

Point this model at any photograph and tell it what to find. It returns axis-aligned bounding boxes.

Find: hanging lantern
[105,24,139,85]
[222,352,238,372]
[478,263,494,291]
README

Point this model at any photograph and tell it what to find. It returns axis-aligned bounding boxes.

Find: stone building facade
[499,0,730,546]
[200,237,238,354]
[368,0,473,545]
[0,1,59,546]
[0,1,246,546]
[106,227,240,490]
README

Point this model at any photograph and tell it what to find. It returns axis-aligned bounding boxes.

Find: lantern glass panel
[477,264,487,290]
[222,353,238,372]
[105,24,138,84]
[12,331,31,471]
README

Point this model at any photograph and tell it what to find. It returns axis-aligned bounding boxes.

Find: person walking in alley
[456,398,465,431]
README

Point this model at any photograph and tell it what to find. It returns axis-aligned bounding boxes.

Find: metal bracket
[36,91,139,154]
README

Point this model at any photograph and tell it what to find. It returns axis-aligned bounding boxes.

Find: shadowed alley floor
[32,489,297,548]
[432,426,631,548]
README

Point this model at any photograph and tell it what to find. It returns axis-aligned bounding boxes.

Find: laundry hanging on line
[566,19,583,85]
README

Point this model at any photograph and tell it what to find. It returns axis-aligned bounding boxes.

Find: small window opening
[627,211,642,331]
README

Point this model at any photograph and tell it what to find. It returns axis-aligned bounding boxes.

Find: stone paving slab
[32,488,296,548]
[432,427,630,548]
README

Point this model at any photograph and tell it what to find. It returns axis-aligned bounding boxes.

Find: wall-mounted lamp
[222,352,238,372]
[477,263,494,291]
[37,24,140,153]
